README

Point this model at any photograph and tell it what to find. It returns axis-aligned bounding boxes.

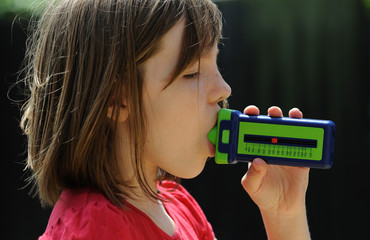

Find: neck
[115,124,176,236]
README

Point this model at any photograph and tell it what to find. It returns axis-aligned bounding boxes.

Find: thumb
[241,158,267,195]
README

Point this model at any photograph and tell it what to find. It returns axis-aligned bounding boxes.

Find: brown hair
[20,0,223,207]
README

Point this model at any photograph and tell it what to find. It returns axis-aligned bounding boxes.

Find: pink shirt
[39,181,215,239]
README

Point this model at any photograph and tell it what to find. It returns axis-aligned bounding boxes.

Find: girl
[21,0,310,239]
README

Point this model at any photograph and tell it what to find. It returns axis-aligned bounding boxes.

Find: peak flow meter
[208,109,335,169]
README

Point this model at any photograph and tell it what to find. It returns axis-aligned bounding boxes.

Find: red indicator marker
[271,138,278,144]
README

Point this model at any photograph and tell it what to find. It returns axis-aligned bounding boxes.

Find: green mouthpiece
[207,126,217,145]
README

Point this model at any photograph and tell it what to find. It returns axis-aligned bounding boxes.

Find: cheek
[147,107,201,158]
[143,103,207,177]
[142,77,210,177]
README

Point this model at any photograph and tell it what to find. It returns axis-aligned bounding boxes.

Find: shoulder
[159,181,215,240]
[40,188,138,240]
[159,181,203,212]
[158,181,192,199]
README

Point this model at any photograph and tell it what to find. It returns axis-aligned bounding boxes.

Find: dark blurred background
[2,0,370,239]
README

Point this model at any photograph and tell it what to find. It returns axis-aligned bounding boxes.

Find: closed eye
[183,72,199,79]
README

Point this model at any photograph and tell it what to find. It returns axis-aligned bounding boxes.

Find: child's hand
[241,105,311,239]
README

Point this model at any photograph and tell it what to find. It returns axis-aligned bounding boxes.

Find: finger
[243,105,260,116]
[241,158,267,194]
[288,107,303,119]
[267,106,283,118]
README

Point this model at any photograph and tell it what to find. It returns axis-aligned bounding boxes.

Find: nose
[209,70,232,104]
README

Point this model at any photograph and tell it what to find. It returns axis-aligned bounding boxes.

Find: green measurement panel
[237,122,324,161]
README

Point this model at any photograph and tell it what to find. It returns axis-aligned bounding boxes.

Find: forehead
[141,18,219,87]
[157,19,185,67]
[141,19,185,84]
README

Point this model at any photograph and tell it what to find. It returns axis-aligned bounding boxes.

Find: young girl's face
[141,20,231,179]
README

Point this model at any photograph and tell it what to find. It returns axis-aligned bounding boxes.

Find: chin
[177,158,208,179]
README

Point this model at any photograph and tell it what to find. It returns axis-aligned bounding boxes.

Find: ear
[107,97,129,123]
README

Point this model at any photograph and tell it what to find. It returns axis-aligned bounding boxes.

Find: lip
[206,111,219,157]
[207,120,218,157]
[208,138,215,157]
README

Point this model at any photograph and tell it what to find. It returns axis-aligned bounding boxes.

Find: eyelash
[183,72,199,79]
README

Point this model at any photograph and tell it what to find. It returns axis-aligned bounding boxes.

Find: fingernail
[253,158,263,171]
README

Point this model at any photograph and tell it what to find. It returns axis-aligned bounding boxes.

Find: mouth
[207,138,215,157]
[207,118,218,157]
